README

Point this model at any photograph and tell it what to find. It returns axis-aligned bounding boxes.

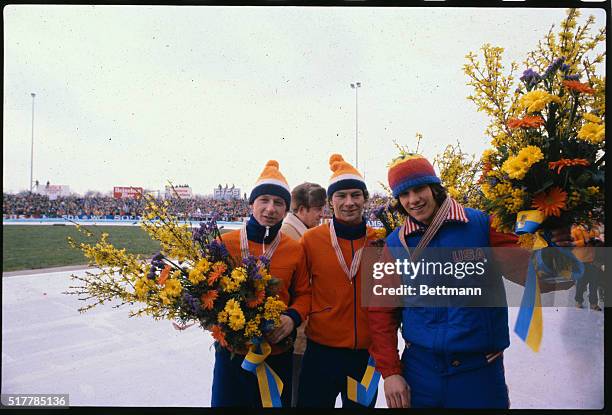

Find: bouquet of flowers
[463,8,605,248]
[64,193,288,353]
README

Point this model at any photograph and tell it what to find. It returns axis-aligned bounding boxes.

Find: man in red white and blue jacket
[367,154,573,409]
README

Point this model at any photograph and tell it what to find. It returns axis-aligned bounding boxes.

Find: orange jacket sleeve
[286,242,311,324]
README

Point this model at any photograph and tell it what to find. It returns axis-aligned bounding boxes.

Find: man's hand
[383,374,411,408]
[549,227,574,247]
[266,314,295,344]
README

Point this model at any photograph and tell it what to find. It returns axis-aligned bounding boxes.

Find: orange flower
[478,162,492,184]
[548,158,590,174]
[208,263,227,284]
[158,265,171,285]
[246,289,265,308]
[531,187,567,217]
[200,290,219,310]
[210,324,228,347]
[507,115,545,129]
[562,80,595,94]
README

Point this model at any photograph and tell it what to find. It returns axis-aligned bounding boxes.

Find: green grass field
[2,225,163,272]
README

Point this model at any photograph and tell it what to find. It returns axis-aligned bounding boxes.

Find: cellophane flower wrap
[64,193,287,352]
[463,8,605,248]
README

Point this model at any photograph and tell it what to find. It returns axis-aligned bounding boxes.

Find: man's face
[252,194,287,227]
[398,184,438,225]
[331,189,366,225]
[296,205,324,228]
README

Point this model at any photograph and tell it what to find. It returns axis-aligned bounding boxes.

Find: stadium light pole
[350,82,361,169]
[30,92,36,192]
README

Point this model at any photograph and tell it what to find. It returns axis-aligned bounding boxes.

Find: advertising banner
[113,187,143,199]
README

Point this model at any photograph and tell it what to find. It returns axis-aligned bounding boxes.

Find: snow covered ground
[1,269,604,409]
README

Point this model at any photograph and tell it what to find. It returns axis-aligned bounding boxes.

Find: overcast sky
[3,6,606,196]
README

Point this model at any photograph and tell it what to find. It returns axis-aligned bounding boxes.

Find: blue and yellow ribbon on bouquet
[347,356,381,406]
[241,340,283,407]
[513,210,584,352]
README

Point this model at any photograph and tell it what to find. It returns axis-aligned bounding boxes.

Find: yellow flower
[220,276,240,292]
[501,159,528,180]
[258,269,272,282]
[503,188,527,213]
[481,149,497,163]
[163,279,182,297]
[244,314,262,338]
[231,267,247,284]
[583,113,602,124]
[217,310,229,323]
[519,90,561,113]
[501,146,543,179]
[159,278,182,304]
[587,186,600,195]
[225,299,245,331]
[263,296,287,322]
[447,187,460,200]
[188,258,210,285]
[188,268,206,285]
[196,258,211,273]
[577,123,605,144]
[228,313,245,331]
[134,277,156,300]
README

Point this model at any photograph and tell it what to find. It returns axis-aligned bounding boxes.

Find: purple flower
[258,256,271,268]
[543,57,566,78]
[564,74,581,81]
[520,68,541,87]
[147,268,157,280]
[242,256,257,268]
[149,252,165,273]
[206,240,229,262]
[373,206,385,218]
[242,257,259,279]
[182,292,200,313]
[192,225,206,244]
[560,63,570,73]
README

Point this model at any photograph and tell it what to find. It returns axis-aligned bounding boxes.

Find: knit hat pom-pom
[330,161,344,172]
[329,154,344,166]
[266,160,279,169]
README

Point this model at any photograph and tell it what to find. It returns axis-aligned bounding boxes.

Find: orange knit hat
[327,154,367,197]
[248,160,291,208]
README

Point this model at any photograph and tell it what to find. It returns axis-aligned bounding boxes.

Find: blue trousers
[297,339,378,408]
[211,344,293,407]
[402,343,509,408]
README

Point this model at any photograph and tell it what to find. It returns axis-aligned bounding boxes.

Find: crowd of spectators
[3,192,394,223]
[2,193,251,222]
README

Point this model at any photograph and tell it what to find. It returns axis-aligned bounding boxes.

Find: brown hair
[291,182,327,213]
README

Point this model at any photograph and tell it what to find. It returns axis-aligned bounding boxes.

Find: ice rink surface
[1,268,604,409]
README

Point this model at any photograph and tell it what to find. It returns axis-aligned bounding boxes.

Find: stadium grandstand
[3,192,392,222]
